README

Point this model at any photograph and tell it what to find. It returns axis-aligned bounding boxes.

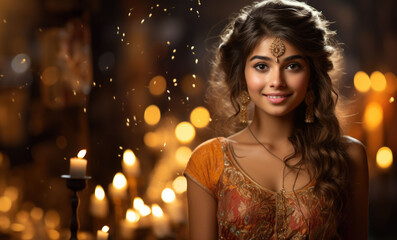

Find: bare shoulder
[345,136,368,176]
[344,136,367,167]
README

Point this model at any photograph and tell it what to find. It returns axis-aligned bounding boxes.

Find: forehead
[249,36,303,56]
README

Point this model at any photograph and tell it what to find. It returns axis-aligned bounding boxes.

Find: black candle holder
[61,175,91,240]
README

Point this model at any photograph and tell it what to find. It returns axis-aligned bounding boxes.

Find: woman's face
[244,37,310,118]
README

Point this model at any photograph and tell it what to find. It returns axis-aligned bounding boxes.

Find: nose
[269,68,286,88]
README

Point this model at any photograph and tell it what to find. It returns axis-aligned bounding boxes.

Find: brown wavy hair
[206,0,349,238]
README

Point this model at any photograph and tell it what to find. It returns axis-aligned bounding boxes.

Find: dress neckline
[219,137,316,195]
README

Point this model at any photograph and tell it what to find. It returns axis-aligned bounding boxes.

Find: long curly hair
[206,0,349,238]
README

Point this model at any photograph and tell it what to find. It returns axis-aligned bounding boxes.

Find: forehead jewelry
[270,37,286,63]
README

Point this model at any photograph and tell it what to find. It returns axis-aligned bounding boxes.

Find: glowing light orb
[190,106,210,128]
[41,66,59,86]
[133,197,144,210]
[126,209,140,223]
[77,149,87,158]
[161,188,176,203]
[112,173,127,190]
[144,132,160,148]
[0,197,12,212]
[384,72,397,94]
[172,176,187,194]
[95,185,105,200]
[354,71,371,93]
[102,225,110,232]
[175,122,195,143]
[376,147,393,169]
[151,204,164,218]
[123,149,136,166]
[363,102,383,131]
[390,97,395,103]
[370,71,387,92]
[144,105,161,126]
[175,146,192,166]
[149,75,167,96]
[11,53,30,74]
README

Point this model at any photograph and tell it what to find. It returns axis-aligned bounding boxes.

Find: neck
[249,108,295,143]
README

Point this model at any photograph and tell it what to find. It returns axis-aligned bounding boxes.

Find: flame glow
[77,149,87,159]
[95,186,105,201]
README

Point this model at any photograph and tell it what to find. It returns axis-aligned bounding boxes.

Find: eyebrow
[249,54,305,62]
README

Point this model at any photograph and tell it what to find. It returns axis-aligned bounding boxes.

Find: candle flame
[123,149,136,166]
[126,209,140,223]
[112,172,127,189]
[151,204,164,218]
[77,149,87,159]
[133,197,144,210]
[95,185,105,200]
[101,225,110,232]
[161,188,176,203]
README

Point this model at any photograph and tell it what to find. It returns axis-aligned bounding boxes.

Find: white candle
[151,204,170,238]
[97,227,109,240]
[122,149,140,177]
[109,173,127,199]
[69,158,87,178]
[90,185,108,219]
[120,209,139,239]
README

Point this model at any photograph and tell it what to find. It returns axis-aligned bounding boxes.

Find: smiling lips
[263,93,292,104]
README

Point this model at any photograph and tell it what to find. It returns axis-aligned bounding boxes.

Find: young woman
[184,0,369,239]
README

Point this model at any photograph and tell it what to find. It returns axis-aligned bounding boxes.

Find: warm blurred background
[0,0,395,239]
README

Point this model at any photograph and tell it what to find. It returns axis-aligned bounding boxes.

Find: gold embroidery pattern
[215,140,325,240]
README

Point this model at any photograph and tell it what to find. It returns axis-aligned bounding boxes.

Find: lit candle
[90,185,109,219]
[109,172,127,199]
[69,149,87,178]
[133,197,151,228]
[122,149,140,177]
[120,209,139,239]
[97,225,109,240]
[151,204,170,238]
[162,188,185,224]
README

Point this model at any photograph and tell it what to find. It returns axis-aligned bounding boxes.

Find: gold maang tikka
[270,37,286,63]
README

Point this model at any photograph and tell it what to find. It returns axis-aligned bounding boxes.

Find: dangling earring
[238,91,251,124]
[305,91,315,123]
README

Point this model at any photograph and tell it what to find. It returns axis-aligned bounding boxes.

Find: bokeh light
[112,172,127,190]
[376,146,393,169]
[370,71,387,92]
[0,197,12,212]
[151,204,164,218]
[144,105,161,126]
[95,185,105,200]
[144,132,160,148]
[172,176,187,194]
[181,74,202,95]
[11,53,30,74]
[161,188,176,203]
[354,71,371,93]
[363,102,383,131]
[123,149,136,166]
[149,75,167,96]
[190,106,210,128]
[385,72,397,94]
[175,146,191,166]
[41,66,59,86]
[126,209,140,223]
[175,122,195,143]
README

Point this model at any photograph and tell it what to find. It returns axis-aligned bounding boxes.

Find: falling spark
[3,19,6,23]
[133,115,137,121]
[390,97,395,103]
[113,96,116,100]
[173,49,176,53]
[21,58,26,64]
[167,41,171,45]
[73,90,77,95]
[122,33,125,37]
[164,8,167,12]
[190,8,193,11]
[192,84,196,88]
[84,108,87,113]
[128,12,131,16]
[168,96,171,101]
[119,146,123,150]
[186,97,189,101]
[171,56,175,60]
[173,78,177,83]
[149,13,153,18]
[198,0,201,5]
[156,4,160,7]
[174,83,178,86]
[110,78,113,82]
[191,46,195,50]
[141,19,145,24]
[163,142,167,147]
[117,26,120,30]
[192,74,196,79]
[195,59,199,64]
[167,90,170,93]
[93,82,96,87]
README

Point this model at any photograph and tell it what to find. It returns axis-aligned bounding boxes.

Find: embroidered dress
[185,138,326,240]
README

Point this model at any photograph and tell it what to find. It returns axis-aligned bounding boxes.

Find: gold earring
[238,91,251,124]
[305,91,315,123]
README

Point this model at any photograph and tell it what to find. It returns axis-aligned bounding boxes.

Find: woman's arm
[186,177,218,240]
[341,138,369,239]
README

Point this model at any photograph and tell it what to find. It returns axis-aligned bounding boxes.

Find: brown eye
[286,63,302,70]
[254,63,268,71]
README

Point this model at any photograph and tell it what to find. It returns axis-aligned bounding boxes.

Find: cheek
[245,69,263,91]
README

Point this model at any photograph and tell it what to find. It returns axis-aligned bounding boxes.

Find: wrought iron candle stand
[61,175,91,240]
